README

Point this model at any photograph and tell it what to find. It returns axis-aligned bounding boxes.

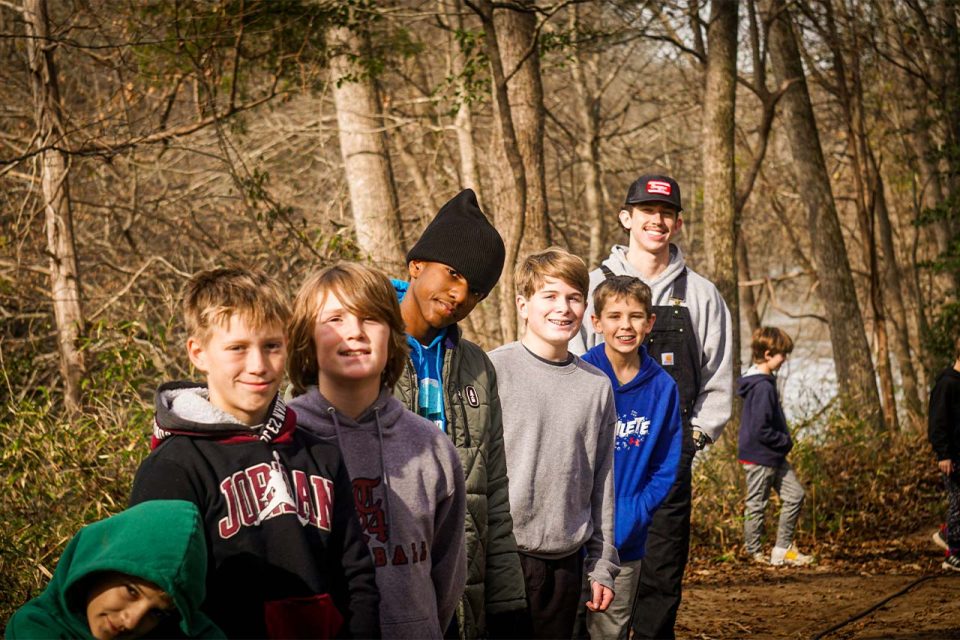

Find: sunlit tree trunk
[468,0,528,342]
[328,24,406,274]
[570,5,605,269]
[702,0,740,384]
[25,0,85,413]
[767,0,883,430]
[493,0,549,255]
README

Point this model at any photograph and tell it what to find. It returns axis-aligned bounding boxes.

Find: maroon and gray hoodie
[289,387,467,639]
[129,381,380,639]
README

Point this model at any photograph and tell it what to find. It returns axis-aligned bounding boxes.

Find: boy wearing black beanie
[391,189,526,639]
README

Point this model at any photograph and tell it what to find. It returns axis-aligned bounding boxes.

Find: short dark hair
[751,326,794,363]
[593,276,652,316]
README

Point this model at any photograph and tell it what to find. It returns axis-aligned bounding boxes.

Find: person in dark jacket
[129,267,379,639]
[928,333,960,571]
[393,189,526,639]
[738,326,813,567]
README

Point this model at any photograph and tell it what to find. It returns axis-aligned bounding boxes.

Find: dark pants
[629,442,694,639]
[945,470,960,551]
[518,551,582,639]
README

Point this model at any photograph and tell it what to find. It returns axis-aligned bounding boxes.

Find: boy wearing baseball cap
[392,189,526,638]
[570,174,733,639]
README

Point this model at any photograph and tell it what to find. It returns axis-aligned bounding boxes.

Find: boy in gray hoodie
[287,262,467,639]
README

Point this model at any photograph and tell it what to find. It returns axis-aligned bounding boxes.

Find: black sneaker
[942,554,960,572]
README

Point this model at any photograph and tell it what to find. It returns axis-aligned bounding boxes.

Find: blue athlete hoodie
[583,343,683,561]
[393,279,447,432]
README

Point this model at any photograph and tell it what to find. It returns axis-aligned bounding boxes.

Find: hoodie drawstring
[327,404,392,539]
[373,406,392,538]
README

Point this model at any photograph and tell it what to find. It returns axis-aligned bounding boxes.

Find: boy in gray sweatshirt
[488,247,619,639]
[287,262,466,639]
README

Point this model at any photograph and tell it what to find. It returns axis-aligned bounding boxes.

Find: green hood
[6,500,223,639]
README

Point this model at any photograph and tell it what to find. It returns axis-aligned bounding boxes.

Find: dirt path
[675,529,960,639]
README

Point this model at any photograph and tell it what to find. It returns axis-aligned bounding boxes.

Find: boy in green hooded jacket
[6,500,223,640]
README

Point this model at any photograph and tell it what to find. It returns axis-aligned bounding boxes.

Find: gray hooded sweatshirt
[569,244,733,443]
[289,387,467,639]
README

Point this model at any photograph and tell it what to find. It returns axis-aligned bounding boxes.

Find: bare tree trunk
[493,0,549,255]
[328,24,406,274]
[445,0,483,200]
[440,0,501,346]
[702,0,740,390]
[24,0,85,413]
[569,6,605,269]
[874,169,923,426]
[468,0,528,342]
[819,2,898,430]
[738,237,761,332]
[767,0,883,430]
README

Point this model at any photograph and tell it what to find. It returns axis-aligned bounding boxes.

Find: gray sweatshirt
[569,243,733,443]
[289,387,467,639]
[487,342,620,589]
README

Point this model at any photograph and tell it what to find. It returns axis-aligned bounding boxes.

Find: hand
[939,459,955,475]
[585,581,614,612]
[692,429,711,451]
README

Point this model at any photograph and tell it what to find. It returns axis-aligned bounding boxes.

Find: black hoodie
[737,366,793,467]
[929,366,960,463]
[130,381,380,639]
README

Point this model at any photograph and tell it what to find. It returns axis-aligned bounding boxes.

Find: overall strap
[670,267,688,304]
[600,264,616,280]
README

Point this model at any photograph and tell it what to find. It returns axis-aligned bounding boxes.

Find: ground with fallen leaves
[675,526,960,639]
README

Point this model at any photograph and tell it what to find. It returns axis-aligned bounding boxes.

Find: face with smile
[313,291,390,392]
[517,276,585,358]
[85,572,175,640]
[619,203,682,256]
[403,260,485,341]
[592,295,656,359]
[187,315,286,426]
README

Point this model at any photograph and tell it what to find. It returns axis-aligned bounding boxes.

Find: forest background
[1,0,958,626]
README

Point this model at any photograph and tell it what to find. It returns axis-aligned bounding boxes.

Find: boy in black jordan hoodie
[129,268,379,638]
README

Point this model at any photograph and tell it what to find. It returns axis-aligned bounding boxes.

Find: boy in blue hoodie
[581,275,682,639]
[738,326,813,567]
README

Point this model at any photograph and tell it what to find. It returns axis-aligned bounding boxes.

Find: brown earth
[675,528,960,639]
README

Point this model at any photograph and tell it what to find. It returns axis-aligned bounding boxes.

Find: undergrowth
[0,323,160,624]
[692,407,941,562]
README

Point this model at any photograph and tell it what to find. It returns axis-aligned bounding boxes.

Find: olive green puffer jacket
[394,328,526,639]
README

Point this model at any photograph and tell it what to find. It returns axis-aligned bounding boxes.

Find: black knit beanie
[406,189,505,295]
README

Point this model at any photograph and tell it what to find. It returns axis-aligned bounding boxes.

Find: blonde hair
[287,262,409,396]
[593,275,652,316]
[182,267,290,344]
[751,326,795,363]
[515,247,589,299]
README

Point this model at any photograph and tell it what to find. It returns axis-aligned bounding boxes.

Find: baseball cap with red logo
[624,174,683,212]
